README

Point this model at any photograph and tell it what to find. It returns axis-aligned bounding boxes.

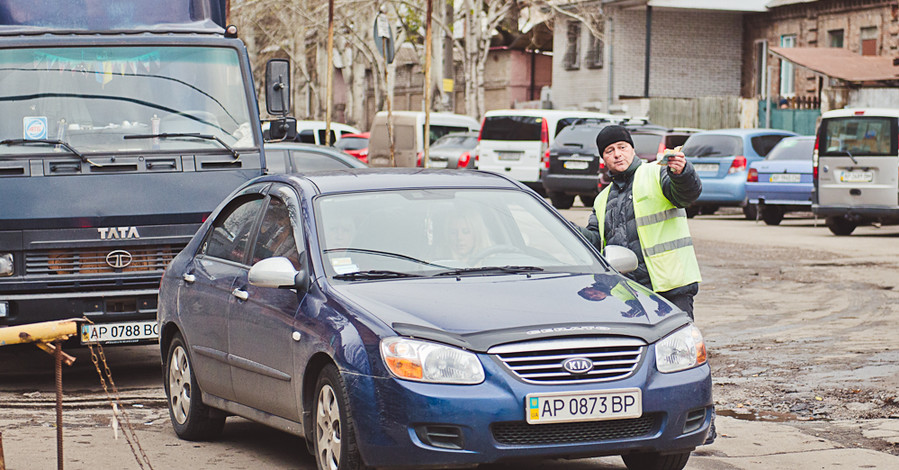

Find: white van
[294,121,361,145]
[368,111,480,167]
[813,108,899,235]
[477,109,622,192]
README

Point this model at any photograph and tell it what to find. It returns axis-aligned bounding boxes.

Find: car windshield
[682,135,742,158]
[551,126,603,151]
[0,46,255,155]
[820,116,895,157]
[315,189,604,279]
[336,136,368,151]
[632,133,663,158]
[766,138,815,161]
[480,115,541,141]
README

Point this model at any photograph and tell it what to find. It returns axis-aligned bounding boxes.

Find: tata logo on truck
[97,227,140,239]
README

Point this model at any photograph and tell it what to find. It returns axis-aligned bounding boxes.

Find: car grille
[489,337,645,384]
[492,414,658,446]
[26,244,185,275]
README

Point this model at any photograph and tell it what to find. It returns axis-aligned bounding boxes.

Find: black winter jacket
[580,158,702,295]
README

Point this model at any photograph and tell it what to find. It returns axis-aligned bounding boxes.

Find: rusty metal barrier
[0,319,80,470]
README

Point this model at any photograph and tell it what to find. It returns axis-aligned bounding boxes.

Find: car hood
[330,272,689,351]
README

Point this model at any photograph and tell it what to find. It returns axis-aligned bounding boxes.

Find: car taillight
[728,156,746,174]
[539,118,549,164]
[599,159,605,170]
[747,168,758,182]
[543,149,550,169]
[813,135,819,181]
[416,151,423,167]
[477,117,485,141]
[458,152,471,168]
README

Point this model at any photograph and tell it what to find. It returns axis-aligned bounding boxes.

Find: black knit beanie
[595,125,634,154]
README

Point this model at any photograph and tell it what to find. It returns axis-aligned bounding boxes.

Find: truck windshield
[0,45,255,155]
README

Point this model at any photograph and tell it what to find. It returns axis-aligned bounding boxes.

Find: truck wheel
[549,191,575,209]
[622,451,690,470]
[826,216,857,236]
[313,364,367,470]
[761,206,784,225]
[165,333,225,440]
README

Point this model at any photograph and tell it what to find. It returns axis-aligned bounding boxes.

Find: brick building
[742,0,899,107]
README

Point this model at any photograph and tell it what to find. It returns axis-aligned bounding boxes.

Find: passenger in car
[443,211,490,265]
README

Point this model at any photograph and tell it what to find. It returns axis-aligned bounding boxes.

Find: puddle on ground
[717,408,801,422]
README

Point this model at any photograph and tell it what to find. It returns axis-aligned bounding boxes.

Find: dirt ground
[1,208,898,469]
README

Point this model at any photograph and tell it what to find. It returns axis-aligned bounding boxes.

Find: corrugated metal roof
[769,47,899,82]
[766,0,819,9]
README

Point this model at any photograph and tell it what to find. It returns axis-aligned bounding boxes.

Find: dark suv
[541,119,696,209]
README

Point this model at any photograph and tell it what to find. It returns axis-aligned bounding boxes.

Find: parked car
[368,111,480,168]
[263,142,367,173]
[335,132,370,163]
[158,169,713,470]
[294,121,361,146]
[682,128,797,219]
[477,109,623,194]
[541,119,682,209]
[745,136,816,225]
[423,131,479,169]
[813,108,899,235]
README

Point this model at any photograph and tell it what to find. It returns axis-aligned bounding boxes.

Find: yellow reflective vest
[594,163,701,292]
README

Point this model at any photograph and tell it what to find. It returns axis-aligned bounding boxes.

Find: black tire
[826,216,857,236]
[761,206,784,225]
[622,451,691,470]
[165,333,225,441]
[549,191,575,210]
[313,364,366,470]
[742,203,758,220]
[699,205,718,215]
[579,194,596,207]
[685,206,700,218]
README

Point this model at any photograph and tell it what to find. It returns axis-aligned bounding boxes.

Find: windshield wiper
[837,148,859,164]
[123,133,239,159]
[323,248,449,268]
[333,270,423,281]
[0,138,101,166]
[434,265,545,277]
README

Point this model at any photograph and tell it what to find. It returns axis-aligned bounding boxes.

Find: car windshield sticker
[331,257,359,274]
[24,116,48,140]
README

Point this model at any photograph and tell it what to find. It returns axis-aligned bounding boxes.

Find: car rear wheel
[826,216,857,236]
[761,206,784,225]
[165,333,225,441]
[579,194,596,207]
[549,191,575,210]
[314,364,366,470]
[622,451,690,470]
[685,206,700,218]
[742,203,758,220]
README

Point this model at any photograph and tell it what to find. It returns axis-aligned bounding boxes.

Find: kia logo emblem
[106,250,133,269]
[562,357,594,375]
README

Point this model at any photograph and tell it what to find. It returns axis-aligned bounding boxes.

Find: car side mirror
[265,59,291,116]
[604,245,638,274]
[249,256,309,291]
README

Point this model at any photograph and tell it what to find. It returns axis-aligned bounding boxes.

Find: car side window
[289,151,349,171]
[200,196,265,264]
[265,149,289,174]
[251,196,300,268]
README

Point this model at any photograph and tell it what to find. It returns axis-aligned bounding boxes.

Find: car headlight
[0,253,13,276]
[380,337,485,384]
[655,324,707,373]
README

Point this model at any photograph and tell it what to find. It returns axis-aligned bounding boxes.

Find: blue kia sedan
[745,136,816,225]
[157,169,712,470]
[683,129,796,219]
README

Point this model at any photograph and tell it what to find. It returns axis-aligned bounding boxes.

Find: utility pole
[325,0,334,146]
[423,0,433,167]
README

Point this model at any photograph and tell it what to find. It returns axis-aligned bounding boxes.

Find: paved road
[2,209,898,469]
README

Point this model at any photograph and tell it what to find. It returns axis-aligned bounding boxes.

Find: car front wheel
[622,451,690,470]
[314,364,366,470]
[165,333,225,440]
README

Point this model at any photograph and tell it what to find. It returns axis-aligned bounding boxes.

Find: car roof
[262,168,523,196]
[263,142,366,166]
[691,128,797,137]
[484,109,620,120]
[821,108,899,118]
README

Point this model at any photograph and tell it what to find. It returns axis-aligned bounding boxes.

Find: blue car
[683,128,797,219]
[157,169,712,470]
[745,136,816,225]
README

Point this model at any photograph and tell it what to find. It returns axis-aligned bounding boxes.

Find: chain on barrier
[82,316,154,470]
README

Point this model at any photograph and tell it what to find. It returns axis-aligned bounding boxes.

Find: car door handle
[232,288,249,301]
[182,273,196,283]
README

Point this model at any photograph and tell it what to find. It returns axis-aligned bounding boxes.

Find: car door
[177,185,267,402]
[228,185,307,421]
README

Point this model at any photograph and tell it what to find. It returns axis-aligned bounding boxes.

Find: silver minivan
[813,108,899,235]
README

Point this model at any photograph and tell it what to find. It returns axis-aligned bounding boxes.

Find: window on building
[861,26,878,56]
[780,34,796,98]
[585,35,603,69]
[828,29,844,48]
[563,21,581,70]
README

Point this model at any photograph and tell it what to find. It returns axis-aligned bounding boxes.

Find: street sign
[373,14,395,64]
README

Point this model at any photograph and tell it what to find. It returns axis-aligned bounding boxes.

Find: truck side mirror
[264,117,297,141]
[265,59,291,116]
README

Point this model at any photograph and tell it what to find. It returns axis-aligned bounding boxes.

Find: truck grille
[489,337,645,384]
[492,414,658,445]
[26,244,185,275]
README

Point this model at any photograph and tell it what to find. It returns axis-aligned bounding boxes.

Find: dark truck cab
[0,0,280,345]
